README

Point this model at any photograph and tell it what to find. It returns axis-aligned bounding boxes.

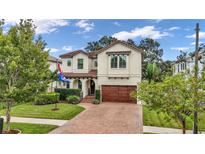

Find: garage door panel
[102,85,136,103]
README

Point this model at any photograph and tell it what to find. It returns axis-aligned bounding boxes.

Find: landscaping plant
[132,72,205,134]
[0,20,51,132]
[34,92,60,105]
[66,95,80,104]
[95,90,100,101]
[92,99,100,105]
[55,88,81,100]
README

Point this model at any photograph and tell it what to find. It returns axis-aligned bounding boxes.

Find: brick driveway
[50,102,143,134]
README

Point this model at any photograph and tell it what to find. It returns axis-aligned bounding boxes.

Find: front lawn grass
[0,103,85,120]
[3,122,58,134]
[143,106,205,131]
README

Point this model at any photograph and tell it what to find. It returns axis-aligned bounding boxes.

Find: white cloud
[112,26,170,40]
[4,19,19,26]
[75,20,94,33]
[184,28,190,31]
[168,26,180,31]
[62,46,73,51]
[4,19,69,34]
[113,21,121,26]
[186,32,205,39]
[190,41,204,46]
[171,47,189,51]
[154,19,163,23]
[34,20,69,34]
[45,48,59,53]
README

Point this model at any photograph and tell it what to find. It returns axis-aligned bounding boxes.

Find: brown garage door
[102,85,137,103]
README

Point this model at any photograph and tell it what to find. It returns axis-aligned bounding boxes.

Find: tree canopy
[132,71,205,133]
[0,19,51,131]
[84,36,137,52]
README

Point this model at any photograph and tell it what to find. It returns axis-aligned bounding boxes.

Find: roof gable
[95,41,144,55]
[59,50,88,58]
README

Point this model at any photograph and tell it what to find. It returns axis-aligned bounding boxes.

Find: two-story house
[48,55,65,92]
[59,41,143,103]
[173,50,205,75]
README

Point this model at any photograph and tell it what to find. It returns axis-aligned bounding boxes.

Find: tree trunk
[182,119,186,134]
[55,102,57,109]
[51,82,53,92]
[6,100,12,131]
[193,111,198,134]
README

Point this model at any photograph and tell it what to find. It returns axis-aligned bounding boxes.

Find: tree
[126,39,136,46]
[145,63,161,83]
[99,36,118,48]
[85,36,117,51]
[132,71,205,134]
[0,19,51,131]
[138,38,164,80]
[85,36,136,52]
[177,50,187,62]
[132,74,192,134]
[138,38,163,63]
[85,41,102,52]
[49,70,59,110]
[159,60,173,77]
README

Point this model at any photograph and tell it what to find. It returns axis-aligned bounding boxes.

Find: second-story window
[94,60,97,67]
[119,55,127,68]
[111,55,118,68]
[78,58,83,69]
[67,59,71,66]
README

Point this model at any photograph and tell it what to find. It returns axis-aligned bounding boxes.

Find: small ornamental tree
[132,72,205,134]
[0,19,51,131]
[145,63,161,83]
[49,70,59,110]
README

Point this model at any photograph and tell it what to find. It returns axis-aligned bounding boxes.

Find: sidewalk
[2,116,67,126]
[143,126,205,134]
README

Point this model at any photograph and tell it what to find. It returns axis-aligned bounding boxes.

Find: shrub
[66,95,80,104]
[34,92,60,105]
[95,90,100,101]
[92,99,100,105]
[55,88,81,100]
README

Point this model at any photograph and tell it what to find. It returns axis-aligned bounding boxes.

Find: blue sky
[4,19,205,60]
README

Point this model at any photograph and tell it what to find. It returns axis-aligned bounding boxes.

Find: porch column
[81,79,87,97]
[69,79,74,89]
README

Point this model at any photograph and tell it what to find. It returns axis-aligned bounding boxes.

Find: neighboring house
[173,51,205,75]
[48,55,65,92]
[59,41,143,103]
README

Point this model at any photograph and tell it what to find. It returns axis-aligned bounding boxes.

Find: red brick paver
[50,102,143,134]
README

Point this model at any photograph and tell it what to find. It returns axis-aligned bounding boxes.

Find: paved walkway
[143,126,205,134]
[2,116,67,126]
[50,102,143,134]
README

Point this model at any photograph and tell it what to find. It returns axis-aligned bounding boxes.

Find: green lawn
[0,103,85,120]
[143,106,205,131]
[3,122,58,134]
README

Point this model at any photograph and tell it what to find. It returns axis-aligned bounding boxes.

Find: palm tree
[146,63,161,83]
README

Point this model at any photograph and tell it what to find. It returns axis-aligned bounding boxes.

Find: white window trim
[110,54,128,69]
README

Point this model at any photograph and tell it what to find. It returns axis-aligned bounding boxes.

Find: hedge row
[34,92,60,105]
[55,88,81,100]
[95,90,100,101]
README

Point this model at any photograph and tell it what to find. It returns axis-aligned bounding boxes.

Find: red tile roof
[59,41,143,59]
[63,70,97,78]
[59,50,88,58]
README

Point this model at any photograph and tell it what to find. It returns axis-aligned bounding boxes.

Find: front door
[89,80,95,95]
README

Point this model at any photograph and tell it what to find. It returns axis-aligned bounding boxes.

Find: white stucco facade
[97,43,141,86]
[56,42,142,98]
